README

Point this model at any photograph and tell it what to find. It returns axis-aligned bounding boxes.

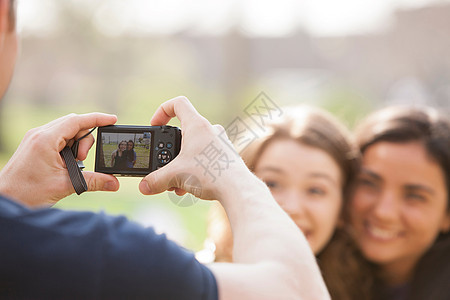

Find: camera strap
[59,128,96,195]
[60,146,87,195]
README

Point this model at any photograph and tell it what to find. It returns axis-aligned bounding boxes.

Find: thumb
[141,168,204,198]
[139,165,174,195]
[83,172,120,192]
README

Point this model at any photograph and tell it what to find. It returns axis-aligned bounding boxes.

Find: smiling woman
[254,139,343,254]
[206,105,373,300]
[351,106,450,300]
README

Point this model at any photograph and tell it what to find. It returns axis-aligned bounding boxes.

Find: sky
[17,0,450,37]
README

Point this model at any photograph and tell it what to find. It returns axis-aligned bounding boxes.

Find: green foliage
[320,85,374,129]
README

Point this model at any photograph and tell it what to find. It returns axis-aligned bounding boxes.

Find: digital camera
[95,125,181,176]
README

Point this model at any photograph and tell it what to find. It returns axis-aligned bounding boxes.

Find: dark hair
[210,106,372,300]
[355,106,450,209]
[354,106,450,300]
[127,140,135,147]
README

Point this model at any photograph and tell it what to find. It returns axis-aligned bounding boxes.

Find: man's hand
[0,113,120,207]
[142,97,331,300]
[139,96,248,200]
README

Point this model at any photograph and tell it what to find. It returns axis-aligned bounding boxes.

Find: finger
[174,188,187,196]
[47,113,117,149]
[76,133,95,161]
[39,114,72,130]
[168,187,186,195]
[74,128,94,141]
[83,172,120,192]
[46,113,116,134]
[212,123,234,148]
[150,96,201,126]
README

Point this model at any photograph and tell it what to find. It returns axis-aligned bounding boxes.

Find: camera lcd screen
[97,130,152,173]
[95,125,181,176]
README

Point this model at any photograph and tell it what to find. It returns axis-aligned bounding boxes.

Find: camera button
[158,142,165,148]
[166,142,173,149]
[157,150,172,164]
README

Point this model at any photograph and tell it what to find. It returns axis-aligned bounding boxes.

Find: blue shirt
[0,195,218,299]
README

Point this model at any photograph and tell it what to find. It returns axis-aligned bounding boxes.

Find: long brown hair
[354,105,450,300]
[209,105,372,300]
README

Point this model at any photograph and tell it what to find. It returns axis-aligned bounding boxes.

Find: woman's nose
[280,190,306,217]
[372,189,399,222]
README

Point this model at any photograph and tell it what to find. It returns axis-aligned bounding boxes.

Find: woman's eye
[264,180,278,189]
[307,187,325,196]
[405,193,427,202]
[358,178,377,188]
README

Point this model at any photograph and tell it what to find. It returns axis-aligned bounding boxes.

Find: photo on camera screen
[100,132,151,170]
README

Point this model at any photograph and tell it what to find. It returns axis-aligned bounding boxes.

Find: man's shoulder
[0,195,191,264]
[0,194,165,256]
[0,195,218,300]
[0,195,168,286]
[0,194,116,234]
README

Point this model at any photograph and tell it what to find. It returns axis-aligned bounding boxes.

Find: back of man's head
[8,0,15,30]
[0,0,15,32]
[0,0,18,100]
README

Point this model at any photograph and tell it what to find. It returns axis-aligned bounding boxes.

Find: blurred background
[1,0,450,252]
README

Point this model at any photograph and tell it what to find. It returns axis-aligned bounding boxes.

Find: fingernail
[139,180,151,195]
[104,181,117,191]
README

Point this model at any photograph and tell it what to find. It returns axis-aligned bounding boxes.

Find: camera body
[95,125,181,176]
